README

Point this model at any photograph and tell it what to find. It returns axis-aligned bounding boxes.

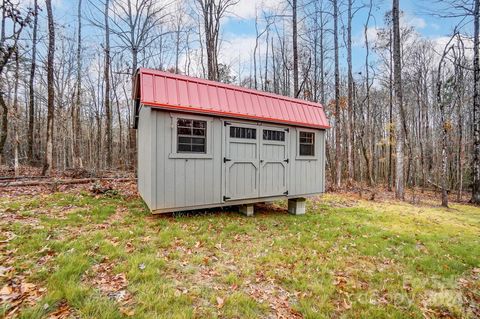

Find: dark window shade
[263,129,285,141]
[299,131,315,156]
[177,118,206,153]
[230,126,257,139]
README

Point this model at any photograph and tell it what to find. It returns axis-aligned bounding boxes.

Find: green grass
[0,192,479,318]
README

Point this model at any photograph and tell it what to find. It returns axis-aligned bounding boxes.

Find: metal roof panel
[135,68,330,129]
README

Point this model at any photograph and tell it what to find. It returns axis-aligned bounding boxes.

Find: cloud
[178,33,264,79]
[354,13,427,48]
[403,14,427,29]
[230,0,282,20]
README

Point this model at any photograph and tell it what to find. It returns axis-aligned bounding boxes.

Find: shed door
[259,127,288,197]
[224,123,260,200]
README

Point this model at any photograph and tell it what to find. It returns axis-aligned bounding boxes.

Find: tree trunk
[472,0,480,204]
[27,0,38,164]
[104,0,112,168]
[292,0,299,97]
[392,0,405,200]
[333,0,341,187]
[13,49,19,176]
[388,28,394,191]
[43,0,55,176]
[346,0,354,183]
[73,0,83,169]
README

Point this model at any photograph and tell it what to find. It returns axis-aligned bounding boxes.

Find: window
[177,118,206,153]
[263,129,285,141]
[230,126,256,139]
[299,131,315,156]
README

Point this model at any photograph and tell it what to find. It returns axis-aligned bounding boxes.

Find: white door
[259,127,288,197]
[224,122,260,201]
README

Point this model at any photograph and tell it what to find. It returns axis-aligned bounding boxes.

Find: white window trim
[296,128,317,160]
[169,113,214,159]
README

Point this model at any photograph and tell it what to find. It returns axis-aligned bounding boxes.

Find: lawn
[0,185,479,318]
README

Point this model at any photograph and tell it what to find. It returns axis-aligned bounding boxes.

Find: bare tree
[0,1,33,162]
[333,0,341,187]
[104,0,112,167]
[28,0,38,163]
[43,0,55,176]
[436,34,456,207]
[73,0,83,168]
[291,0,298,96]
[346,0,354,183]
[392,0,405,199]
[473,0,480,204]
[195,0,238,81]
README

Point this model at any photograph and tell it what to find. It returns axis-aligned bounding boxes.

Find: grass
[0,190,479,318]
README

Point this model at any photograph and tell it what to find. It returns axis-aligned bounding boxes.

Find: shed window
[230,126,256,139]
[299,131,315,156]
[177,118,206,153]
[263,129,285,141]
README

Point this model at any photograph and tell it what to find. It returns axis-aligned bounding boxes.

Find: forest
[0,0,479,207]
[2,1,480,318]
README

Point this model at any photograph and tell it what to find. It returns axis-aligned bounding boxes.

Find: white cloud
[403,14,427,29]
[230,0,282,20]
[353,26,381,47]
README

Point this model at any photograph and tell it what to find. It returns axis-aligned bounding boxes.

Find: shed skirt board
[224,121,289,201]
[150,193,321,214]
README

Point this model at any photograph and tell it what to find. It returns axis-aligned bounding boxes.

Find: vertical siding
[142,110,326,212]
[288,128,326,196]
[137,106,154,209]
[154,110,222,210]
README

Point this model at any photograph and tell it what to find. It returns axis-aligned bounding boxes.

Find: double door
[224,122,289,201]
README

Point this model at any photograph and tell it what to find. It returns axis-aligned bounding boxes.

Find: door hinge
[285,128,289,132]
[283,190,289,195]
[224,121,231,126]
[223,196,231,201]
[223,157,231,163]
[284,158,289,163]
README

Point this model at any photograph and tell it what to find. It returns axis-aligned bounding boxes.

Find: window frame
[230,126,257,140]
[262,129,285,142]
[297,129,317,160]
[169,113,213,159]
[177,118,207,154]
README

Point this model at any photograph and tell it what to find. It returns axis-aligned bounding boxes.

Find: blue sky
[217,0,468,76]
[41,0,469,78]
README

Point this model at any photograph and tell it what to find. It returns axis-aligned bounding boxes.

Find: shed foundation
[240,204,254,217]
[288,198,306,215]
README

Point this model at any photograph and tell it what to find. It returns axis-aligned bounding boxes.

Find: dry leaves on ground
[82,258,135,316]
[0,271,46,318]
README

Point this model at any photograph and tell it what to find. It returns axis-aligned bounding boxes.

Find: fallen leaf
[120,307,135,317]
[0,285,12,295]
[216,296,224,309]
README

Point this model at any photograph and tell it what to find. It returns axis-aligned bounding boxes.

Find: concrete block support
[288,198,306,215]
[239,204,254,216]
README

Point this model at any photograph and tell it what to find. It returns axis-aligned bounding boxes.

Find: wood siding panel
[152,111,222,210]
[288,128,325,196]
[141,110,325,212]
[137,107,153,209]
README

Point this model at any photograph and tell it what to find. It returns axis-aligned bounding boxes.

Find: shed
[133,68,330,215]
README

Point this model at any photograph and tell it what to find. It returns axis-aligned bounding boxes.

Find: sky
[28,0,471,79]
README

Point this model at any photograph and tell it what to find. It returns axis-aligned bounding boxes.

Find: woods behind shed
[133,68,330,214]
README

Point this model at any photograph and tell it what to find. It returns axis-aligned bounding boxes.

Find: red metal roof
[134,68,330,129]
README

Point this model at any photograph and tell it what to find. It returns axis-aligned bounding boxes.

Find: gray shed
[133,68,330,215]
